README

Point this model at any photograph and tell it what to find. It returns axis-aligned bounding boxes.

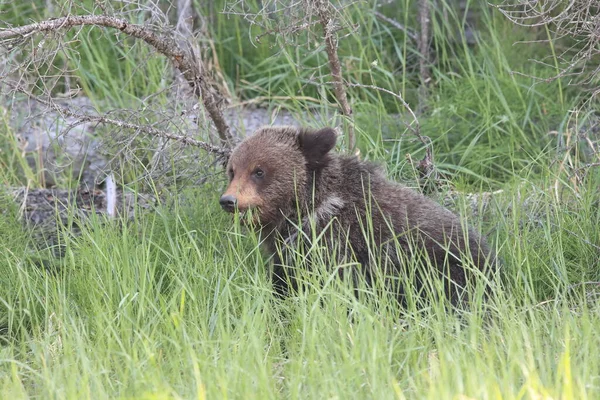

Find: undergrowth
[1,176,599,398]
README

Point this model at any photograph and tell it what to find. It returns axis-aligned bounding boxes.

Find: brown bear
[220,126,496,305]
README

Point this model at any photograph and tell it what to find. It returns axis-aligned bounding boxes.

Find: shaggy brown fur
[220,126,496,304]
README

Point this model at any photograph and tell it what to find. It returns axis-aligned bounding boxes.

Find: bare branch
[313,0,355,150]
[346,82,438,193]
[417,0,431,112]
[496,0,600,97]
[373,10,418,41]
[346,83,423,143]
[0,14,234,146]
[7,82,230,159]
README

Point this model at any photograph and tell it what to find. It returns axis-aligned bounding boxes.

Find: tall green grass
[1,173,599,398]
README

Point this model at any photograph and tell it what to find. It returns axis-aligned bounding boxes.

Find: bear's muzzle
[219,194,237,213]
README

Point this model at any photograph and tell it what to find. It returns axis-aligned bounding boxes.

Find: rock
[9,97,107,188]
[2,186,155,256]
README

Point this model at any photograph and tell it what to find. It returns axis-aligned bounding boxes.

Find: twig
[417,0,431,112]
[549,222,600,251]
[313,0,355,150]
[345,83,423,143]
[230,94,323,107]
[576,162,600,172]
[8,82,230,158]
[373,11,418,41]
[494,0,600,88]
[346,82,437,192]
[0,14,234,146]
[567,281,600,291]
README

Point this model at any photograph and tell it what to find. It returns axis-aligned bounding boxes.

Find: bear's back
[321,154,493,276]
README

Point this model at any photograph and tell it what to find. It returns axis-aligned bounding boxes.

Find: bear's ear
[297,128,337,167]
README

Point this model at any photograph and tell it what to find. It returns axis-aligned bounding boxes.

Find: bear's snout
[219,194,237,213]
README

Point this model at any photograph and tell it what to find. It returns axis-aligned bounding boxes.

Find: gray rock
[10,97,107,188]
[3,186,155,257]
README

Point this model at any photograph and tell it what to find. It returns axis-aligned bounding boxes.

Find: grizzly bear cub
[220,126,495,304]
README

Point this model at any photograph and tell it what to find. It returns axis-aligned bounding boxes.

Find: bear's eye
[253,168,265,179]
[228,169,234,180]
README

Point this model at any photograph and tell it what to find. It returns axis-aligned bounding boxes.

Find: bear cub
[220,126,495,304]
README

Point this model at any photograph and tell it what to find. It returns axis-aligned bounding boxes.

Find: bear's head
[220,126,338,226]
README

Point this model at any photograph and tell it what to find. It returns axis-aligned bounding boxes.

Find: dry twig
[346,82,438,192]
[373,10,418,41]
[0,14,234,146]
[5,82,230,159]
[417,0,432,113]
[496,0,600,93]
[224,0,357,150]
[313,0,355,149]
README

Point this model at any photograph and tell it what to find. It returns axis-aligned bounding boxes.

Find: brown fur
[220,126,496,304]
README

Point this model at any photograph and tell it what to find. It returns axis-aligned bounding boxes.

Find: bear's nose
[219,194,237,213]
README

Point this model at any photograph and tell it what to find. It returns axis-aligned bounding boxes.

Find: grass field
[1,0,600,398]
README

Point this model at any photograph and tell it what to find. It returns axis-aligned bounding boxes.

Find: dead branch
[0,14,234,146]
[174,0,198,93]
[6,82,230,159]
[496,0,600,97]
[417,0,431,113]
[373,10,418,41]
[346,82,438,193]
[345,83,423,143]
[222,0,358,149]
[313,0,355,150]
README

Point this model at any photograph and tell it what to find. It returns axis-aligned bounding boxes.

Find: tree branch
[417,0,431,112]
[313,0,355,150]
[7,82,230,159]
[346,82,438,192]
[373,11,418,41]
[0,14,234,146]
